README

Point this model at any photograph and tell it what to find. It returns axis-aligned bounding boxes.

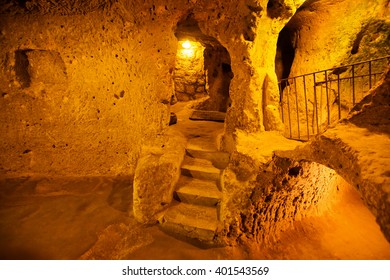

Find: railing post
[368,60,372,90]
[325,70,330,126]
[287,81,292,139]
[337,73,341,120]
[294,77,300,140]
[352,65,355,106]
[313,73,319,134]
[279,82,284,124]
[303,75,310,140]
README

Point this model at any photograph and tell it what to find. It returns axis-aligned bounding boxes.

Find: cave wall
[222,155,346,245]
[0,0,387,244]
[0,1,178,176]
[221,0,306,150]
[286,0,389,76]
[218,130,344,245]
[0,0,307,176]
[278,0,390,138]
[173,41,207,102]
[277,68,390,242]
[221,68,390,246]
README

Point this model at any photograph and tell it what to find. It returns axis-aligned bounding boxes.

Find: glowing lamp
[182,40,192,49]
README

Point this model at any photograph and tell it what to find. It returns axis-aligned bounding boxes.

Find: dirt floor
[0,175,389,260]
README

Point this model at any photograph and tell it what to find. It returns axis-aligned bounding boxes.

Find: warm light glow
[181,49,194,57]
[182,40,192,49]
[179,40,197,58]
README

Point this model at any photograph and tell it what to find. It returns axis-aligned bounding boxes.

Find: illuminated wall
[0,2,176,176]
[173,40,207,102]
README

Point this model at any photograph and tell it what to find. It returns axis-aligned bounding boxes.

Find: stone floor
[0,102,389,260]
[0,175,236,260]
[1,173,389,260]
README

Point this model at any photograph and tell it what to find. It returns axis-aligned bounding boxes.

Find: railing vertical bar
[337,73,341,120]
[352,65,355,106]
[294,77,300,140]
[313,73,319,134]
[303,75,309,140]
[287,81,292,139]
[279,82,284,124]
[325,70,330,126]
[369,60,372,90]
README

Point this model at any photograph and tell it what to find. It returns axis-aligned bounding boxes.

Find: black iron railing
[279,56,390,141]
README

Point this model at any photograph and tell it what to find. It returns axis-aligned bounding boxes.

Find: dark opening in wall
[203,45,233,112]
[17,0,28,8]
[275,26,295,91]
[267,0,293,19]
[15,50,31,88]
[222,63,232,73]
[14,49,67,87]
[351,29,365,55]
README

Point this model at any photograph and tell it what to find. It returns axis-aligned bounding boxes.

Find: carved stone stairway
[159,110,229,246]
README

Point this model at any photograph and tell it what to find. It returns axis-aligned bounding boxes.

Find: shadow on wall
[14,49,67,88]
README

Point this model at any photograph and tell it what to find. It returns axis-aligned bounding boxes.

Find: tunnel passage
[275,25,295,93]
[222,141,390,257]
[173,14,233,112]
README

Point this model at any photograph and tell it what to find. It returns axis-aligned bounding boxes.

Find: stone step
[186,136,219,153]
[189,110,226,122]
[181,156,221,181]
[175,176,221,207]
[160,203,218,242]
[185,148,230,169]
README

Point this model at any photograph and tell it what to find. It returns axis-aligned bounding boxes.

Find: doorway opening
[173,14,233,113]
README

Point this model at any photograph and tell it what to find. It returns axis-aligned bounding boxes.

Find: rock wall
[221,0,306,150]
[222,156,345,245]
[283,0,389,77]
[276,68,390,242]
[0,0,307,176]
[133,130,186,224]
[220,68,390,246]
[278,0,390,139]
[0,1,178,176]
[219,130,348,245]
[173,41,207,102]
[222,68,390,246]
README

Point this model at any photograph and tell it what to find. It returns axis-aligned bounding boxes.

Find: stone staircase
[158,112,229,246]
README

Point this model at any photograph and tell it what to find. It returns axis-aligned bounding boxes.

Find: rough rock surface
[276,69,390,241]
[133,131,186,224]
[219,131,344,245]
[0,1,177,175]
[277,0,390,139]
[0,0,308,176]
[173,41,207,101]
[219,68,390,247]
[0,0,388,249]
[0,0,113,15]
[283,0,389,77]
[230,159,344,244]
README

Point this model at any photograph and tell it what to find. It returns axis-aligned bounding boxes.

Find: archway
[173,14,233,113]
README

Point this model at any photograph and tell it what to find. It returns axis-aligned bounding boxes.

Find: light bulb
[182,40,192,49]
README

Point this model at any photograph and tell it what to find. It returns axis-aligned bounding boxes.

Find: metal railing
[279,56,390,141]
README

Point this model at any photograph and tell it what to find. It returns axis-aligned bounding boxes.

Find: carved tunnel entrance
[173,14,233,113]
